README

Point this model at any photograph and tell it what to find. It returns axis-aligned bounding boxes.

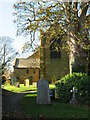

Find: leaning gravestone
[37,80,50,104]
[24,79,29,87]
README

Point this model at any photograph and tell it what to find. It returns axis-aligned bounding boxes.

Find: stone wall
[40,32,69,82]
[14,68,40,83]
[45,48,69,82]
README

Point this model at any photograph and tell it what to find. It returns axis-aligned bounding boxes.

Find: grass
[2,84,55,93]
[2,84,36,93]
[21,92,89,119]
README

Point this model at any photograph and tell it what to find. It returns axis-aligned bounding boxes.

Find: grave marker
[24,79,29,87]
[15,82,20,88]
[70,87,77,104]
[37,80,50,104]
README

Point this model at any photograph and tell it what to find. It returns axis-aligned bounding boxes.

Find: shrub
[55,73,89,104]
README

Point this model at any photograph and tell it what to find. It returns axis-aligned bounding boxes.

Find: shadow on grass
[2,89,30,119]
[22,92,89,119]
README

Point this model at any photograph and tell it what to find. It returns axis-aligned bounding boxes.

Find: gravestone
[33,82,37,88]
[70,87,77,104]
[24,79,29,87]
[37,80,50,104]
[15,82,20,88]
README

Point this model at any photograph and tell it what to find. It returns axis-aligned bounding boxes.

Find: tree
[22,39,40,55]
[13,0,90,74]
[0,36,18,75]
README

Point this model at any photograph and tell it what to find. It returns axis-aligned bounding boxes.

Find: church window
[50,38,61,59]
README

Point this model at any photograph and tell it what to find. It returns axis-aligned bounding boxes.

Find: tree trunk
[67,2,88,74]
[40,32,46,79]
[69,32,86,74]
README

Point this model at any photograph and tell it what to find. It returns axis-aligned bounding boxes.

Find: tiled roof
[14,51,40,68]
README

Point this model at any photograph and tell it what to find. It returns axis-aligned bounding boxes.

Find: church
[13,51,40,84]
[14,31,69,84]
[39,30,69,83]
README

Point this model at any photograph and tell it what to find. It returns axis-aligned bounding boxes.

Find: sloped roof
[14,51,40,68]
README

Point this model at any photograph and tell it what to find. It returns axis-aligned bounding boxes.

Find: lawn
[2,84,36,93]
[2,84,55,93]
[21,92,89,119]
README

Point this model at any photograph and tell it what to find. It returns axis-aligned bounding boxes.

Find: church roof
[14,51,40,68]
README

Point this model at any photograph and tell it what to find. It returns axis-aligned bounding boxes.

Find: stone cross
[70,87,77,104]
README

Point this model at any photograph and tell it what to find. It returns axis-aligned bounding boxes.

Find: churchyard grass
[49,84,55,89]
[2,84,36,92]
[2,84,55,93]
[22,92,89,119]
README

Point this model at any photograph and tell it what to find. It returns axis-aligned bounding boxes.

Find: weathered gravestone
[15,82,20,88]
[37,80,50,104]
[33,82,37,88]
[70,87,77,104]
[24,79,29,87]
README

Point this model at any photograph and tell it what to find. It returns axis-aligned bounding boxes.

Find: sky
[0,0,40,58]
[0,1,22,52]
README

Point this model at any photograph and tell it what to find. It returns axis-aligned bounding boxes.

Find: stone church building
[40,31,69,83]
[14,31,69,84]
[13,51,40,84]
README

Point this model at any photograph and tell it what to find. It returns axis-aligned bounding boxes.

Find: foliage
[55,73,89,104]
[21,92,89,118]
[13,1,90,50]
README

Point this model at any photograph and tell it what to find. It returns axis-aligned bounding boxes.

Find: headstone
[24,79,29,87]
[15,82,20,88]
[70,87,77,104]
[37,80,50,104]
[33,82,37,88]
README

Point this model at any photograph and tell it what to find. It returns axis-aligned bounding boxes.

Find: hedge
[55,73,89,105]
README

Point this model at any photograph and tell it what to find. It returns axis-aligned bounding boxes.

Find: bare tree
[0,36,18,74]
